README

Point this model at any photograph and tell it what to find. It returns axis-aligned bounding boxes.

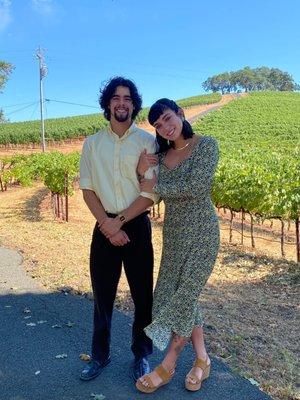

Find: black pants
[90,212,153,362]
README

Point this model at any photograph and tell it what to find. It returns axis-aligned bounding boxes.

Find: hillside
[0,93,221,146]
[194,91,300,223]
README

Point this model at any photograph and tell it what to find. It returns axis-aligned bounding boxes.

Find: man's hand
[137,149,158,177]
[99,217,123,238]
[109,230,130,246]
[139,170,157,193]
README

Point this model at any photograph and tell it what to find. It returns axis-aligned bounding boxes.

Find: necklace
[174,141,191,151]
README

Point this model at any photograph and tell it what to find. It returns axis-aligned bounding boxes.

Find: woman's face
[152,109,183,141]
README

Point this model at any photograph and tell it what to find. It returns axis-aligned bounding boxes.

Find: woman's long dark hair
[148,98,194,153]
[99,76,142,121]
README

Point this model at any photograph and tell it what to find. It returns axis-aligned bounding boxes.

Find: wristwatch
[118,214,126,223]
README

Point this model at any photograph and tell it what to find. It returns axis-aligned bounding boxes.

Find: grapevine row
[0,93,221,145]
[194,91,300,260]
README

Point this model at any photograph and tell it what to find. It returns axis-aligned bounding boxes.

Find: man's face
[109,86,134,123]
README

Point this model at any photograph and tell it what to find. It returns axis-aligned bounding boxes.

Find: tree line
[202,66,300,94]
[0,61,14,123]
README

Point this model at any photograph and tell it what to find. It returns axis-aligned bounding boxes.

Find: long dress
[144,135,220,351]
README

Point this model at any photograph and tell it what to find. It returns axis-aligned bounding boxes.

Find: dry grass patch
[0,183,299,400]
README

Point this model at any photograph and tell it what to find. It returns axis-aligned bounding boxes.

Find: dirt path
[138,93,239,133]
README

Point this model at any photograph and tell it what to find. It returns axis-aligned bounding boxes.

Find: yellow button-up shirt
[79,123,159,214]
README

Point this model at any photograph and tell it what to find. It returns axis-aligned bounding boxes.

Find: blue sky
[0,0,299,122]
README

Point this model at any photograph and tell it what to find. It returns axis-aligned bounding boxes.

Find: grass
[0,182,299,400]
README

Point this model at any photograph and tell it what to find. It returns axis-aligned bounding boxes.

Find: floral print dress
[144,135,220,351]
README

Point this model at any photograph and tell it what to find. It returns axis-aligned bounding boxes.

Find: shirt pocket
[121,154,138,179]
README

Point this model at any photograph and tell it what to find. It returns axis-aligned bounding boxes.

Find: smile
[166,128,175,137]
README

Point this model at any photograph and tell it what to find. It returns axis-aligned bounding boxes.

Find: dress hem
[144,323,204,352]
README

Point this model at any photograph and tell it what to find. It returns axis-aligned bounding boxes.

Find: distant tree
[269,68,295,91]
[0,60,14,123]
[202,66,298,93]
[203,72,233,94]
[202,77,218,92]
[236,67,257,92]
[218,72,232,94]
[0,61,13,92]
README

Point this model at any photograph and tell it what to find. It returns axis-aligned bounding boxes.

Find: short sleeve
[79,139,94,191]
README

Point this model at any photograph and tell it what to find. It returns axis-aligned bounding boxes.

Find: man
[79,77,158,382]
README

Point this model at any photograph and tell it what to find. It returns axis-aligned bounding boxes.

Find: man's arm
[100,195,153,238]
[82,189,108,226]
[82,189,130,246]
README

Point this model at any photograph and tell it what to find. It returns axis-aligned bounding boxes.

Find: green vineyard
[194,91,300,222]
[0,93,221,145]
[0,151,80,195]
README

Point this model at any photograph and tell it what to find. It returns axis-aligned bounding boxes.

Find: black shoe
[132,357,150,382]
[80,357,111,381]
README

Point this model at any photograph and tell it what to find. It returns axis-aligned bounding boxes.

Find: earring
[167,140,170,145]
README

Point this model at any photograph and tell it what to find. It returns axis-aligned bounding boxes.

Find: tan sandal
[185,356,211,391]
[136,364,174,394]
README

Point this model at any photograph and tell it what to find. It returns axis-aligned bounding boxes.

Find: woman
[135,98,220,393]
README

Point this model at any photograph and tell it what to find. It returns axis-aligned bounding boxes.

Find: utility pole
[36,46,47,152]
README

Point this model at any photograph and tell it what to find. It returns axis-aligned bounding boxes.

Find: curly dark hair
[148,98,194,153]
[99,76,142,121]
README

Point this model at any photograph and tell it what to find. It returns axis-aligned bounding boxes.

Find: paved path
[0,246,271,400]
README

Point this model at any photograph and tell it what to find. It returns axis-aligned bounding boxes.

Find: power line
[29,102,40,121]
[45,98,99,109]
[1,98,98,119]
[1,101,38,109]
[5,102,39,116]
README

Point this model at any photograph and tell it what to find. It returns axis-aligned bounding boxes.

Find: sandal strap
[186,373,201,384]
[154,364,172,382]
[194,357,209,370]
[143,374,155,388]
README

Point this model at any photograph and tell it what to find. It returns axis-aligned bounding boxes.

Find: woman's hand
[137,149,158,177]
[139,170,157,193]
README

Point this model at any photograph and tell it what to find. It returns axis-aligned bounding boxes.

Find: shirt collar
[108,122,137,140]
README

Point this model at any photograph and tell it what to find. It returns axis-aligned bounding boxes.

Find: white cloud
[0,0,12,33]
[31,0,55,16]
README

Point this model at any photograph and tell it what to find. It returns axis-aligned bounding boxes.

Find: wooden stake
[296,217,300,263]
[250,213,255,248]
[280,219,285,257]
